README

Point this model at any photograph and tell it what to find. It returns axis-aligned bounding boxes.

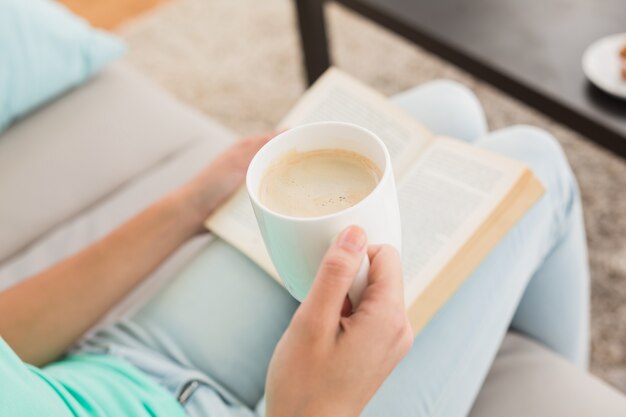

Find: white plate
[582,33,626,99]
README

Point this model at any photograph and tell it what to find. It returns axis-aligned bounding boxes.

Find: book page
[206,68,436,281]
[398,137,526,304]
[279,68,434,178]
[405,168,544,333]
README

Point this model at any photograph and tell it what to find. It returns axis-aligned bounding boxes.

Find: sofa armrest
[470,332,626,417]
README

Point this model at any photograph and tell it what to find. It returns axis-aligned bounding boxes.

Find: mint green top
[0,337,186,417]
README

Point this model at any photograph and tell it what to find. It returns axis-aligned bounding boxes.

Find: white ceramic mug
[246,121,402,305]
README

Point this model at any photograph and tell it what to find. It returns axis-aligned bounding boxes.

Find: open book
[206,68,544,334]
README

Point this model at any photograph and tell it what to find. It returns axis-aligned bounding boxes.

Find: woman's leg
[348,82,589,416]
[121,241,299,408]
[393,81,589,366]
[482,127,590,369]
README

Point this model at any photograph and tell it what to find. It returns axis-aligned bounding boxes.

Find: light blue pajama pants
[86,80,590,417]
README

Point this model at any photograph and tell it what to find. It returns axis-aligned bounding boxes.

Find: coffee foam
[259,148,381,217]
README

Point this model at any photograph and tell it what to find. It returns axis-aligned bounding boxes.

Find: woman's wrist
[168,132,278,236]
[168,183,212,236]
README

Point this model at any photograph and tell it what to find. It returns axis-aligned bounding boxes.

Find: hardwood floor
[58,0,167,29]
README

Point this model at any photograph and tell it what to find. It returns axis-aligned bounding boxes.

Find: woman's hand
[265,226,413,417]
[177,132,278,231]
[0,132,277,366]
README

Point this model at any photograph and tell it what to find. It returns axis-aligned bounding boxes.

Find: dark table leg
[295,0,331,85]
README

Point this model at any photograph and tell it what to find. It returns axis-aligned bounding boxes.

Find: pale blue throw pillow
[0,0,125,131]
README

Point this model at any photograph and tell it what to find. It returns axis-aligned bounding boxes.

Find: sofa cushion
[0,0,124,131]
[0,62,229,263]
[469,332,626,417]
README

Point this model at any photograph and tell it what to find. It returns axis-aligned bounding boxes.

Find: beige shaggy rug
[117,0,626,393]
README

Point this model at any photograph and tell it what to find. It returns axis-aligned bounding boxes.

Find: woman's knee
[393,79,483,116]
[479,125,581,233]
[391,79,487,142]
[400,79,477,101]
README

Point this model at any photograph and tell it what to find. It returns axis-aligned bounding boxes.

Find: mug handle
[347,255,369,309]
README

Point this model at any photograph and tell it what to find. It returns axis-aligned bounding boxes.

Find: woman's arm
[0,134,274,367]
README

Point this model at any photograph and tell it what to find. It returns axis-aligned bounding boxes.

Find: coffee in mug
[246,122,401,304]
[259,149,382,218]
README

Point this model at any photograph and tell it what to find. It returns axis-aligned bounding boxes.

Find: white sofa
[1,62,625,416]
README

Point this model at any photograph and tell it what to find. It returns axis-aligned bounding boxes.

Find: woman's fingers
[299,226,367,328]
[366,244,405,307]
